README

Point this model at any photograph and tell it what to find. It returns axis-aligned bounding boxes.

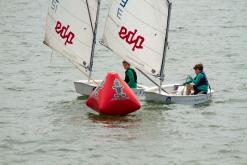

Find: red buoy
[86,72,141,115]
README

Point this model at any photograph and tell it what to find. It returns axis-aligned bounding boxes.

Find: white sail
[44,0,99,76]
[102,0,171,77]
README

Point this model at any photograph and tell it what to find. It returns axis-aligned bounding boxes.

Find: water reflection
[142,102,174,111]
[87,113,142,129]
[193,99,213,109]
[77,95,89,100]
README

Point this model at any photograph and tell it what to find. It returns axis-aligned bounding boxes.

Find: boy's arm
[183,75,193,85]
[192,73,203,85]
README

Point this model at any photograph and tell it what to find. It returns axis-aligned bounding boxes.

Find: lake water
[0,0,247,164]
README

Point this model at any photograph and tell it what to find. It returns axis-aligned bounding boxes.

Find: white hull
[145,84,213,105]
[74,80,102,96]
[74,81,213,105]
[74,80,147,100]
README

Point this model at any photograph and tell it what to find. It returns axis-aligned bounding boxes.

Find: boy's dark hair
[122,60,130,65]
[193,63,203,71]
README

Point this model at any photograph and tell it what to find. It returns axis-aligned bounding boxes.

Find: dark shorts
[193,86,207,95]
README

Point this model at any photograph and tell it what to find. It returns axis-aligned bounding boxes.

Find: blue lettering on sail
[120,0,128,8]
[117,8,123,19]
[117,0,128,19]
[51,0,59,13]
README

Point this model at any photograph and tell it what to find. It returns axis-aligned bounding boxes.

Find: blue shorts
[193,86,207,95]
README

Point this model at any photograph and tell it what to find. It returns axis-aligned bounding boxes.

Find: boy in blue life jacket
[183,63,209,95]
[122,61,137,89]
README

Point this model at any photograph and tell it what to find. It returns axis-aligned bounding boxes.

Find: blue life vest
[195,72,208,88]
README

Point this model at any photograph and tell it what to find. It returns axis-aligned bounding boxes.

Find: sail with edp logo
[43,0,100,77]
[100,0,214,105]
[101,0,170,77]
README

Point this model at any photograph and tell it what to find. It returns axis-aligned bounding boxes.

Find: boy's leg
[186,84,193,95]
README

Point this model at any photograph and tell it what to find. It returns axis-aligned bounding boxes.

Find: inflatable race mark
[86,72,141,115]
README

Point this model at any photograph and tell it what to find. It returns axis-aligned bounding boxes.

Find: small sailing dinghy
[145,84,213,105]
[44,0,101,88]
[43,0,145,98]
[101,0,213,104]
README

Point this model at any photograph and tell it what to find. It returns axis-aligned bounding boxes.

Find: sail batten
[51,1,97,28]
[102,0,171,77]
[44,0,99,76]
[112,3,166,34]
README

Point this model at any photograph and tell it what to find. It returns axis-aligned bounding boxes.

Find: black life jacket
[125,68,137,83]
[195,71,208,87]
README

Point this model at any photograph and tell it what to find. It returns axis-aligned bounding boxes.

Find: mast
[86,0,101,82]
[159,1,172,93]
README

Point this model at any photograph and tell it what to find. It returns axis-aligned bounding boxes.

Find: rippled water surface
[0,0,247,164]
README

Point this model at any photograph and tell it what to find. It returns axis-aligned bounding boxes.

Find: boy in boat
[122,61,137,88]
[183,63,209,95]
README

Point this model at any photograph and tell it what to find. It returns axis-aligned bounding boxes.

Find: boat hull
[145,84,213,105]
[74,80,146,100]
[74,80,101,96]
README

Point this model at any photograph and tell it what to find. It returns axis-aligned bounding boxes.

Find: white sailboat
[101,0,213,104]
[44,0,146,98]
[44,0,101,88]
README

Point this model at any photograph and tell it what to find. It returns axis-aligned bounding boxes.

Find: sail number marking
[117,0,128,19]
[51,0,59,13]
[55,21,75,46]
[119,26,145,51]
